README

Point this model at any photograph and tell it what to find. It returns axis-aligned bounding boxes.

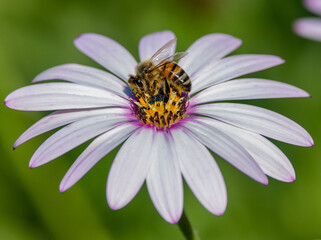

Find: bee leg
[152,80,158,96]
[163,79,170,103]
[144,81,150,95]
[165,78,171,94]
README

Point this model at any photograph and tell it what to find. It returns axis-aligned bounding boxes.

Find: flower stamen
[131,82,187,129]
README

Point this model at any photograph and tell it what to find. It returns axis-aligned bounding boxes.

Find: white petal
[191,54,284,94]
[138,31,176,61]
[74,33,137,80]
[14,108,131,148]
[146,130,183,224]
[60,122,141,192]
[179,33,242,77]
[33,64,129,97]
[191,78,310,106]
[180,118,268,184]
[107,126,155,209]
[29,114,133,168]
[5,82,129,111]
[195,117,296,182]
[192,103,314,147]
[170,127,227,215]
[304,0,321,16]
[293,18,321,42]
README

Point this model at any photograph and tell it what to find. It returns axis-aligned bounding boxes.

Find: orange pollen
[131,88,188,129]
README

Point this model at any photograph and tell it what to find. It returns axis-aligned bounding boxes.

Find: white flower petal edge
[107,126,155,210]
[60,122,140,192]
[5,82,129,111]
[170,127,227,215]
[179,33,242,77]
[29,114,135,168]
[33,64,129,98]
[191,103,313,147]
[179,118,268,184]
[304,0,321,16]
[14,108,131,149]
[139,31,176,61]
[191,78,310,106]
[196,118,296,182]
[293,18,321,41]
[191,54,284,94]
[74,33,137,80]
[146,129,184,224]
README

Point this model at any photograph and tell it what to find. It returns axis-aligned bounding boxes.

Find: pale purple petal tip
[263,179,269,186]
[108,203,120,210]
[29,162,36,169]
[169,217,180,224]
[216,211,225,216]
[59,186,66,193]
[294,18,321,42]
[304,0,321,15]
[4,97,13,109]
[5,82,129,111]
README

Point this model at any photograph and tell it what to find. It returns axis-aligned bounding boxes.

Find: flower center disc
[131,82,187,129]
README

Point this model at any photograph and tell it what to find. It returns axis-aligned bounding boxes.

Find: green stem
[177,210,200,240]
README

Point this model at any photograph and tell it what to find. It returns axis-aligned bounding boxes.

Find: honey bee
[128,39,191,96]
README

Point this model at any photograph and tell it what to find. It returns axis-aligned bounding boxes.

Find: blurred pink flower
[5,31,313,223]
[294,0,321,41]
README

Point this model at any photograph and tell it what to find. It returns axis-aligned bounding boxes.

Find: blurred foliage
[0,0,320,239]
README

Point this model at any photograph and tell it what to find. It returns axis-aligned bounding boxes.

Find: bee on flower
[5,30,313,223]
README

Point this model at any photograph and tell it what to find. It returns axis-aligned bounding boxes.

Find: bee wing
[150,39,177,65]
[147,52,188,73]
[169,51,188,62]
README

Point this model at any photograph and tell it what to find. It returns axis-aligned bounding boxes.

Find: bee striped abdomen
[162,62,191,93]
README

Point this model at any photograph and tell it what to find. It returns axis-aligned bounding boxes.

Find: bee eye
[135,78,143,87]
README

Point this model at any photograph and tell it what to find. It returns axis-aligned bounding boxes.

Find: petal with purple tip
[180,118,268,185]
[107,126,155,210]
[179,33,242,77]
[170,127,227,215]
[191,78,310,106]
[14,108,131,149]
[192,103,314,147]
[138,31,176,62]
[191,54,284,94]
[304,0,321,16]
[61,122,141,192]
[146,130,183,224]
[293,18,321,42]
[33,64,129,97]
[74,33,137,80]
[5,82,129,111]
[195,118,296,182]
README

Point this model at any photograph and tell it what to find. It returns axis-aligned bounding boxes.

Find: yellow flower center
[131,86,187,129]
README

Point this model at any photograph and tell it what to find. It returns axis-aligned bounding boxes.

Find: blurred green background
[0,0,320,239]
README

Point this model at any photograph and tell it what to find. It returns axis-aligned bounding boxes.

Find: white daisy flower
[294,0,321,41]
[5,30,313,223]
